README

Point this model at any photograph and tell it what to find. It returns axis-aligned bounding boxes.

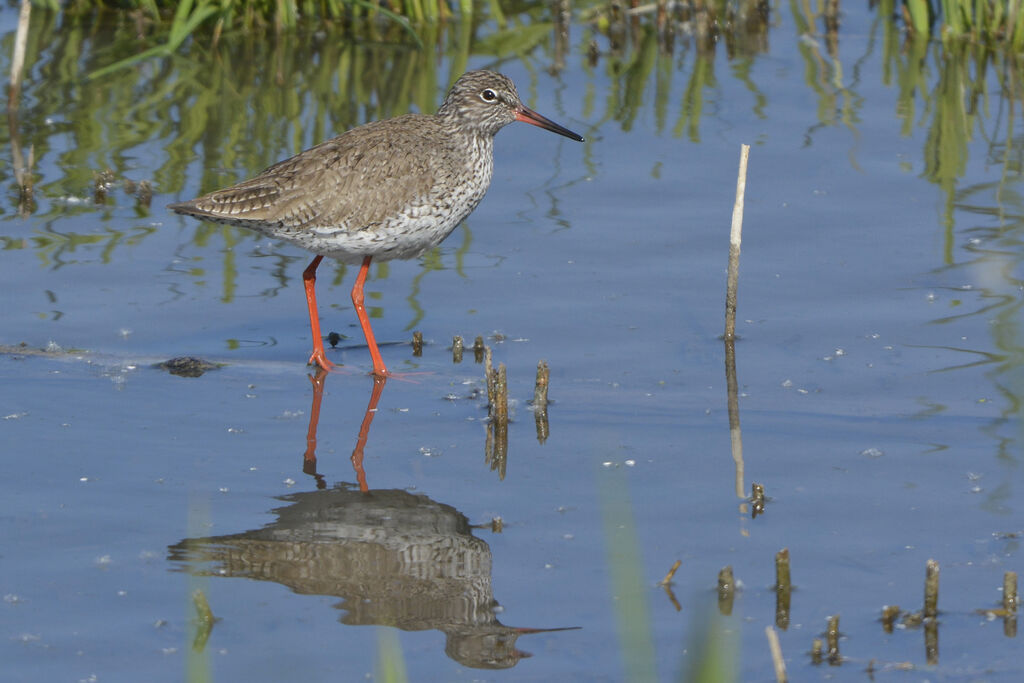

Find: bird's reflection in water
[170,369,576,669]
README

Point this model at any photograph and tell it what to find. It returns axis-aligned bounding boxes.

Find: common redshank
[169,70,583,377]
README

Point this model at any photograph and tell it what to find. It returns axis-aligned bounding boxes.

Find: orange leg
[303,255,336,371]
[350,374,388,492]
[352,255,388,377]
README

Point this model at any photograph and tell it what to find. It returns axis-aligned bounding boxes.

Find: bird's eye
[480,89,498,102]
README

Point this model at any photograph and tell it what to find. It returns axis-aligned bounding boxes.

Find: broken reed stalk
[724,144,750,341]
[826,615,840,664]
[11,133,34,212]
[8,0,34,211]
[483,358,509,481]
[660,560,682,586]
[93,169,116,204]
[486,416,508,479]
[765,626,787,683]
[881,604,900,633]
[751,482,765,517]
[663,585,682,612]
[124,178,152,208]
[136,179,153,208]
[1004,571,1019,612]
[411,331,423,356]
[483,347,508,423]
[657,561,682,611]
[484,346,495,405]
[810,638,823,665]
[452,335,464,363]
[1006,571,1019,637]
[924,559,939,619]
[924,617,939,665]
[718,566,735,615]
[534,360,549,408]
[775,548,790,591]
[493,363,508,422]
[532,361,549,443]
[473,335,485,363]
[775,548,791,630]
[724,335,744,498]
[9,0,30,100]
[534,401,550,444]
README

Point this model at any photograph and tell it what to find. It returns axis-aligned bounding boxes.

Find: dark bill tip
[515,106,584,142]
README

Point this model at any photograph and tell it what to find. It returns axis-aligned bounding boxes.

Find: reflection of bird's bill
[513,625,583,634]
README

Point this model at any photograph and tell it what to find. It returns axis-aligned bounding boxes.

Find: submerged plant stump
[482,350,509,479]
[881,604,900,633]
[533,360,550,444]
[718,566,736,615]
[775,548,791,630]
[826,615,841,665]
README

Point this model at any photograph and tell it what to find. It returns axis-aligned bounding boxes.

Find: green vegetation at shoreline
[38,0,1023,54]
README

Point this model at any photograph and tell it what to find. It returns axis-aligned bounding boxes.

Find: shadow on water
[168,369,578,670]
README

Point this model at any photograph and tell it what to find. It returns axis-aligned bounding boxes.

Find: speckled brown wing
[169,113,450,235]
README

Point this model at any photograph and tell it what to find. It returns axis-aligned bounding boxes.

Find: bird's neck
[436,111,497,143]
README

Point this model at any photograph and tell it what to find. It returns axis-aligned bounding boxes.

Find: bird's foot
[371,367,434,384]
[308,349,338,372]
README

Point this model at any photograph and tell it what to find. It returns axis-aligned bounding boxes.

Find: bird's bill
[515,106,584,142]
